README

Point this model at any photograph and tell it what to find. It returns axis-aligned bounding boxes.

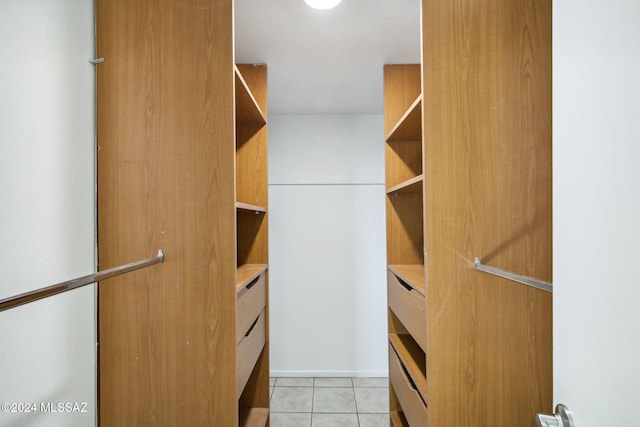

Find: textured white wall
[268,115,388,377]
[0,1,96,426]
[554,0,640,424]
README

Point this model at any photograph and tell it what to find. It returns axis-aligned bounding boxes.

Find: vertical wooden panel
[97,0,237,425]
[422,0,552,426]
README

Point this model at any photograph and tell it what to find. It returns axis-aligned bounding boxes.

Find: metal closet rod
[0,249,164,312]
[474,257,552,293]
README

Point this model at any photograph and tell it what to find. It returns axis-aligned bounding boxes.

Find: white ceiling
[235,0,421,115]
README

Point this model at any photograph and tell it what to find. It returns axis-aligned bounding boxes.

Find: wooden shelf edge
[386,174,424,194]
[235,65,267,126]
[385,94,422,142]
[236,202,267,214]
[390,411,410,427]
[236,264,268,292]
[389,334,428,404]
[239,407,269,427]
[388,265,426,296]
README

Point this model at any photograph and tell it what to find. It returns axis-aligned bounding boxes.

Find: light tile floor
[269,377,390,427]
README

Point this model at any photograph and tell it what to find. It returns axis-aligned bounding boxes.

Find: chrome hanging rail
[474,257,552,293]
[0,250,164,312]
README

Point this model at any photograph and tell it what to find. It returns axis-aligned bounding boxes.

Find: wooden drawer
[387,271,426,351]
[237,272,266,344]
[389,343,427,427]
[237,310,266,398]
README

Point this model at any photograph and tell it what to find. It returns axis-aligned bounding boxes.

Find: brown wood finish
[237,273,267,344]
[236,66,268,208]
[388,272,427,352]
[390,410,410,427]
[386,194,424,266]
[385,141,422,190]
[388,344,428,427]
[236,65,269,270]
[237,311,266,398]
[422,0,552,426]
[239,407,269,427]
[386,175,423,195]
[383,65,421,136]
[237,264,269,291]
[386,96,422,142]
[97,0,237,426]
[389,334,427,401]
[235,64,270,419]
[387,265,426,295]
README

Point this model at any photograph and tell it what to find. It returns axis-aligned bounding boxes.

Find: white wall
[269,115,388,377]
[554,0,640,424]
[0,1,96,426]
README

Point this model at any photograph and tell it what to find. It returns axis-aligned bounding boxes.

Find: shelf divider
[386,95,422,142]
[235,66,267,126]
[236,202,267,214]
[386,174,423,195]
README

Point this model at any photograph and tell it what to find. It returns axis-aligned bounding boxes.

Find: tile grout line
[310,377,315,427]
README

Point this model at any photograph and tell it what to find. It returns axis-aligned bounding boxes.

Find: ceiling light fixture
[304,0,342,10]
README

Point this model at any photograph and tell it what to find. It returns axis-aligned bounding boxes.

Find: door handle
[536,404,574,427]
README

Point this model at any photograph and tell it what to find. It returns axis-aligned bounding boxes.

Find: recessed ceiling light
[304,0,342,10]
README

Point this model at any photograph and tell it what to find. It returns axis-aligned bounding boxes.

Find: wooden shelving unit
[384,1,552,425]
[384,64,426,426]
[96,3,270,424]
[235,64,270,424]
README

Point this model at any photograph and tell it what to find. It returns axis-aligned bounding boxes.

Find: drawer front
[387,271,426,351]
[236,272,266,345]
[237,310,266,398]
[389,343,427,427]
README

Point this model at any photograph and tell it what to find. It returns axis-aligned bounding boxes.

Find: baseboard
[269,369,388,378]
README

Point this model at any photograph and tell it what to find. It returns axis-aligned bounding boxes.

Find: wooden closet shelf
[386,174,423,195]
[235,66,267,126]
[389,333,427,404]
[386,95,422,142]
[388,264,425,295]
[236,264,268,292]
[236,202,267,214]
[239,407,269,427]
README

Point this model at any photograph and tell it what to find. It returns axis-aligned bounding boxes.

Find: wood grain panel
[236,65,268,209]
[235,64,270,415]
[383,65,421,136]
[386,96,422,142]
[422,0,552,425]
[388,344,428,427]
[97,0,237,425]
[388,272,427,352]
[386,194,424,265]
[237,212,268,266]
[385,141,422,190]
